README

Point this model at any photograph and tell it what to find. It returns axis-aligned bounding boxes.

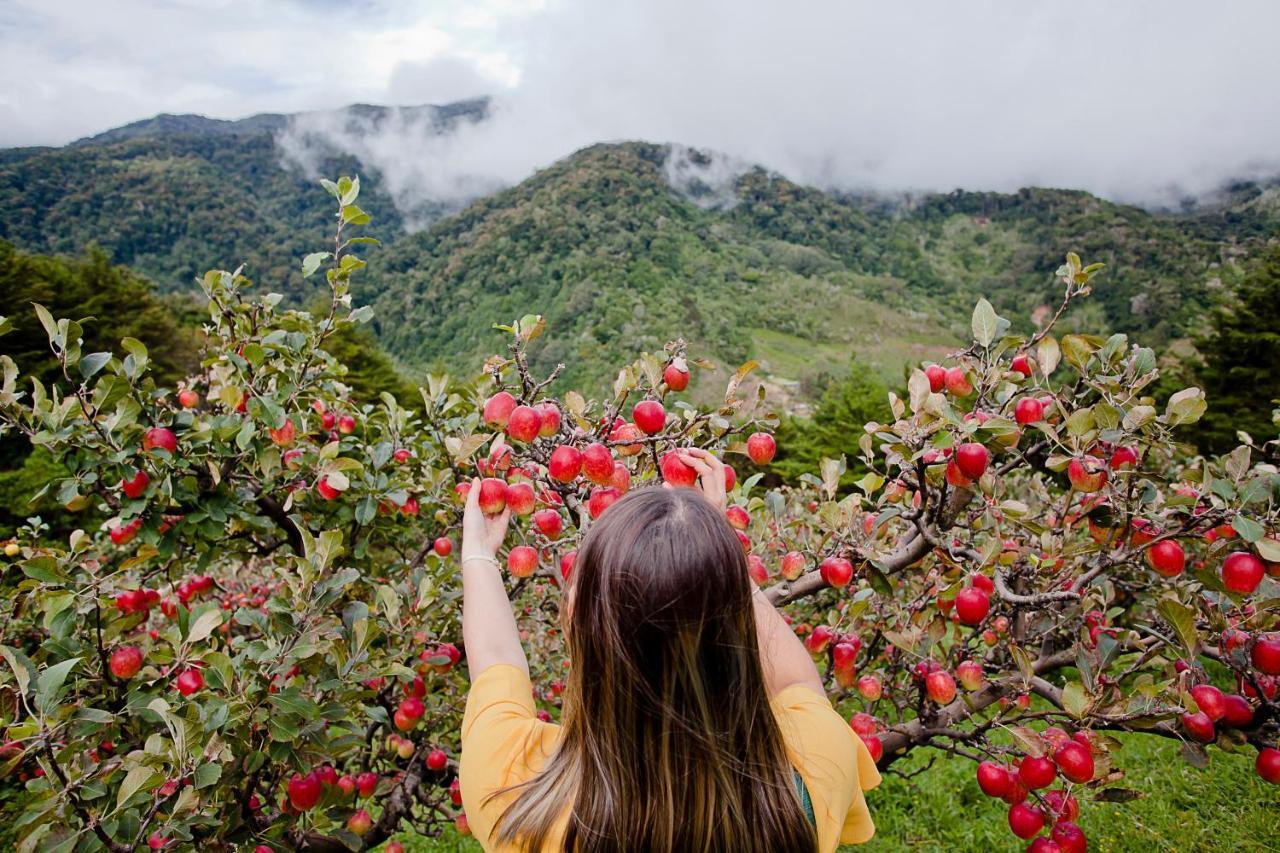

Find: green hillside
[2,109,1277,399]
[364,141,1278,394]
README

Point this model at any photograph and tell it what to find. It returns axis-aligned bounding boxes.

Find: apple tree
[0,177,1276,853]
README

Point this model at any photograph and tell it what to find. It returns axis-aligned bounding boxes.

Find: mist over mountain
[1,101,1277,398]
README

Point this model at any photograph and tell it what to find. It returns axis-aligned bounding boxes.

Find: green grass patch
[389,733,1277,851]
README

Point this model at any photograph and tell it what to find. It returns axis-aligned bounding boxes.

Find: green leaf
[1061,681,1090,718]
[36,657,80,715]
[1231,515,1263,543]
[971,298,999,347]
[185,608,222,644]
[0,645,35,695]
[1164,388,1207,426]
[193,761,222,789]
[78,352,111,379]
[1156,599,1198,655]
[268,688,320,721]
[341,204,370,226]
[864,562,893,596]
[302,252,330,278]
[116,765,160,809]
[1254,537,1280,563]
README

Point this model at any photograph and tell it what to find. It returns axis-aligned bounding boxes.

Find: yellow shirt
[459,664,880,851]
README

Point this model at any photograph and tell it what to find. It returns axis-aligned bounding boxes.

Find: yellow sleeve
[459,664,560,850]
[770,684,881,850]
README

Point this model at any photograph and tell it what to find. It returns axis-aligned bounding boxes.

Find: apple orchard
[0,177,1277,853]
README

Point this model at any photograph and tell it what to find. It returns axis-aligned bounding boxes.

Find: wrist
[462,553,500,567]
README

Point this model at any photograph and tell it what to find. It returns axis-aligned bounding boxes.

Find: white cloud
[3,0,1278,205]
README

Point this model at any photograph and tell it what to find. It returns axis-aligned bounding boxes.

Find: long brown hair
[490,487,817,852]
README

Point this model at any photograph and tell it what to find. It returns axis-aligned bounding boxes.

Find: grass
[391,732,1277,851]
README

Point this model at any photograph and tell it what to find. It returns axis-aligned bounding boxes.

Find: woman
[458,447,879,852]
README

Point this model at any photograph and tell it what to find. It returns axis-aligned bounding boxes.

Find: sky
[3,0,1280,204]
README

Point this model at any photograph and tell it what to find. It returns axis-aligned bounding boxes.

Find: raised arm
[677,449,823,697]
[460,477,529,677]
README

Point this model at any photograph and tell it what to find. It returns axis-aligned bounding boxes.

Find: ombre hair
[489,486,817,852]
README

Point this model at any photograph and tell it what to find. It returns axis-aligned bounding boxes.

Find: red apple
[505,482,536,516]
[725,505,750,530]
[1191,684,1227,721]
[1145,540,1185,577]
[1251,634,1280,675]
[548,446,583,482]
[659,450,698,487]
[536,402,561,437]
[976,761,1011,797]
[288,772,322,811]
[316,476,340,501]
[1018,754,1056,789]
[632,400,666,435]
[283,448,304,469]
[177,389,200,409]
[142,427,177,454]
[121,470,150,499]
[433,537,453,557]
[174,668,203,697]
[746,432,776,465]
[483,391,517,428]
[1221,693,1255,728]
[355,771,378,798]
[954,443,990,480]
[925,669,957,704]
[945,366,973,396]
[587,487,621,519]
[1222,551,1264,595]
[347,808,372,835]
[508,545,539,578]
[859,733,883,763]
[581,442,615,485]
[747,554,768,585]
[954,587,990,625]
[559,550,576,582]
[1067,456,1108,493]
[956,659,984,691]
[610,461,631,494]
[924,364,946,392]
[109,646,144,679]
[1052,822,1086,853]
[610,422,644,456]
[1257,747,1280,784]
[1014,397,1044,425]
[425,748,448,771]
[1052,740,1094,784]
[533,509,564,540]
[1011,353,1032,377]
[856,675,882,701]
[780,551,806,581]
[819,556,854,588]
[1181,711,1215,743]
[1007,803,1045,839]
[664,361,690,391]
[477,478,508,515]
[506,405,542,443]
[804,625,834,655]
[1110,446,1138,469]
[337,415,356,435]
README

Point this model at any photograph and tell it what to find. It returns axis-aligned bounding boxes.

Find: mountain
[2,105,1277,399]
[0,99,488,292]
[364,141,1279,394]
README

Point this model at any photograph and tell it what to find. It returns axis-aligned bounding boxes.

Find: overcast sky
[3,0,1279,202]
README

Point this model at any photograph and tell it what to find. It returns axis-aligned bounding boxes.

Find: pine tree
[769,358,892,486]
[1195,246,1280,456]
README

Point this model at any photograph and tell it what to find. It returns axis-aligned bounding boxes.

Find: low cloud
[6,0,1280,210]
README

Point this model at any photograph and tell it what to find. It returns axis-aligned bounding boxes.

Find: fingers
[465,477,481,512]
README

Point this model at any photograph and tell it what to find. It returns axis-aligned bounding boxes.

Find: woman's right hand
[675,447,728,511]
[461,477,511,561]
